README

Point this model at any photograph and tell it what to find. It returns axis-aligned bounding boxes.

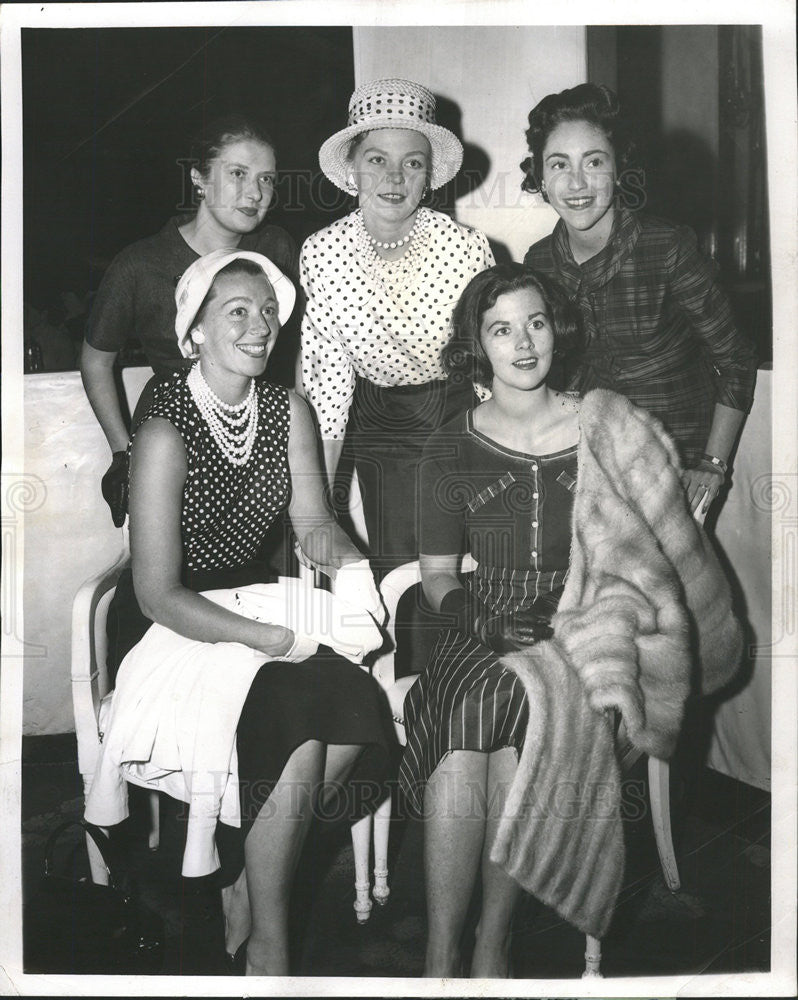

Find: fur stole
[490,389,743,938]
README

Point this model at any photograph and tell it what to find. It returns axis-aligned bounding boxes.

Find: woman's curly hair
[519,83,636,199]
[442,264,582,387]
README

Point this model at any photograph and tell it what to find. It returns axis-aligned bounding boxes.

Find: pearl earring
[346,174,357,194]
[191,329,205,345]
[196,187,205,200]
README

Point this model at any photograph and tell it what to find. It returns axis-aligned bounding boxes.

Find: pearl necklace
[355,208,431,294]
[186,364,258,467]
[368,218,420,250]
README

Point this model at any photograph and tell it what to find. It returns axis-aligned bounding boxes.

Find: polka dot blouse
[134,370,291,572]
[299,207,495,440]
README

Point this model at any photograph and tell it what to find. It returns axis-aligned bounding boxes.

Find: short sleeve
[85,249,138,353]
[419,434,468,556]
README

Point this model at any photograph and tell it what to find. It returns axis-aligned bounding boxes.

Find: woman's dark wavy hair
[442,264,582,387]
[519,83,635,198]
[191,113,276,179]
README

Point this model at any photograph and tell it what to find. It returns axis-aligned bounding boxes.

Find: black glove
[479,609,554,655]
[479,587,564,654]
[101,450,129,528]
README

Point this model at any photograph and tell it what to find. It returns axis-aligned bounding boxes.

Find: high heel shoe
[225,938,248,975]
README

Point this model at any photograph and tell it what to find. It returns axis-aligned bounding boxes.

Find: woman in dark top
[521,83,757,515]
[398,263,582,978]
[80,113,297,526]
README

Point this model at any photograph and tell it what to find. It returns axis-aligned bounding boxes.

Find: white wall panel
[353,25,587,261]
[23,372,125,734]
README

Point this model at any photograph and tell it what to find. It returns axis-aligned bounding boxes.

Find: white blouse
[300,207,495,440]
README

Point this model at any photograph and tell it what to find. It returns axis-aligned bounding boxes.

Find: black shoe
[225,938,248,975]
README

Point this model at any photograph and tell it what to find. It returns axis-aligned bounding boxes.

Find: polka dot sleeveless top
[134,370,291,572]
[299,207,495,440]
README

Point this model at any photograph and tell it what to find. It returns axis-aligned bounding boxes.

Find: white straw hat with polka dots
[319,78,464,193]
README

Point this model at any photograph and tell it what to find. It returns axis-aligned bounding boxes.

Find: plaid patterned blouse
[525,209,758,467]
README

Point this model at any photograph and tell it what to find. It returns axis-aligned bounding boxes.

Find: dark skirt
[348,375,476,574]
[346,375,476,681]
[397,628,530,816]
[215,650,393,884]
[106,566,394,886]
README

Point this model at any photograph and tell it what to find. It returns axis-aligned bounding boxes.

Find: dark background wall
[22,25,770,370]
[587,24,771,364]
[22,26,355,343]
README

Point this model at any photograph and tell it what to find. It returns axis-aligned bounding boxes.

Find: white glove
[275,631,319,663]
[333,559,386,626]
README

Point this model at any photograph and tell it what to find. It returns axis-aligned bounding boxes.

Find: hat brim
[319,119,463,193]
[175,250,296,359]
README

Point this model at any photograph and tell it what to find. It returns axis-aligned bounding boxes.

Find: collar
[551,208,641,295]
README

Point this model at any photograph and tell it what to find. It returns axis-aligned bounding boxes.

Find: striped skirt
[397,627,529,816]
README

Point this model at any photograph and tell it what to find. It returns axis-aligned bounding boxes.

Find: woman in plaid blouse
[522,84,758,516]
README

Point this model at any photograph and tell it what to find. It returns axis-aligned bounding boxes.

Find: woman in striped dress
[398,263,582,978]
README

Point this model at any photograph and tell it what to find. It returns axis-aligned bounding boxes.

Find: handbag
[24,819,164,974]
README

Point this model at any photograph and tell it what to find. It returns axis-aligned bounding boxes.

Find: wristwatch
[701,453,728,475]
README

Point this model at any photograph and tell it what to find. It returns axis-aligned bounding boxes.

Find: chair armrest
[371,555,476,690]
[71,549,130,777]
[379,562,423,643]
[71,551,130,680]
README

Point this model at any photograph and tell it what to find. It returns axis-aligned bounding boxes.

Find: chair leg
[351,812,373,923]
[583,934,602,977]
[81,772,109,885]
[85,822,110,886]
[372,794,391,905]
[648,756,681,892]
[147,789,160,851]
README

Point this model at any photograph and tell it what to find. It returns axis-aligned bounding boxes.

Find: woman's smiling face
[479,286,555,392]
[351,128,431,230]
[194,270,279,380]
[541,120,617,238]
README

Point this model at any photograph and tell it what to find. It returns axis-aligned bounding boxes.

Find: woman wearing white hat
[300,79,495,586]
[85,249,392,976]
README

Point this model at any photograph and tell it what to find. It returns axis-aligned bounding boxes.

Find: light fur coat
[490,389,744,938]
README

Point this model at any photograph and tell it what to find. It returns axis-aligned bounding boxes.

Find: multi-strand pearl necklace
[355,208,431,294]
[187,363,258,467]
[368,217,420,250]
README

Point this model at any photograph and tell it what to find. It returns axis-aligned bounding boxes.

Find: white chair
[71,536,162,884]
[73,543,396,913]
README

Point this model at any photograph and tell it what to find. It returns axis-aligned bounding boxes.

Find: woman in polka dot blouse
[87,249,392,976]
[300,78,495,579]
